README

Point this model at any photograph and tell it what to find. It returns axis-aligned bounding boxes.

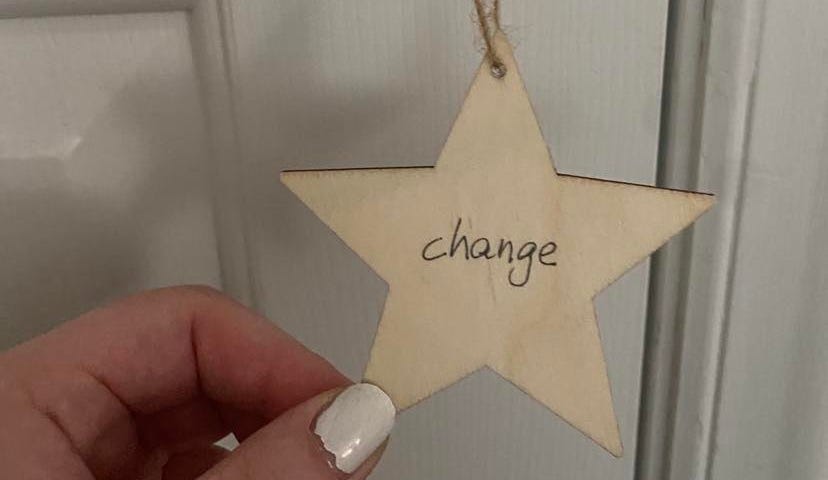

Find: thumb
[200,384,396,479]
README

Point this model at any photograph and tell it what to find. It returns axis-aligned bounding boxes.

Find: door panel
[0,12,221,348]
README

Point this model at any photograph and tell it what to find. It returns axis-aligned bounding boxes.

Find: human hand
[0,286,395,479]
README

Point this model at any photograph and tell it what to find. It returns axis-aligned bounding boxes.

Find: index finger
[2,285,348,427]
[1,286,351,478]
[6,285,348,415]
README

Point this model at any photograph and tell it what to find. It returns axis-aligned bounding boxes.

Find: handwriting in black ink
[421,217,558,287]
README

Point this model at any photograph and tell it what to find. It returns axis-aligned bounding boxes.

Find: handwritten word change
[421,218,558,287]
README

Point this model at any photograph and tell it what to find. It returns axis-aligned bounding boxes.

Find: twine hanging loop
[474,0,506,78]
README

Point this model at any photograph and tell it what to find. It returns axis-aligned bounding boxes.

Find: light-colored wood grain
[283,34,712,457]
[229,1,671,478]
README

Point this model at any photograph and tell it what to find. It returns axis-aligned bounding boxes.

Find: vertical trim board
[664,1,768,480]
[189,0,255,306]
[636,1,711,479]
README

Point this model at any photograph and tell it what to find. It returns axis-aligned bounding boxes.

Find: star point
[282,33,712,456]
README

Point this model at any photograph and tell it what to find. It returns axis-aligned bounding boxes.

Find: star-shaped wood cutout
[282,34,713,456]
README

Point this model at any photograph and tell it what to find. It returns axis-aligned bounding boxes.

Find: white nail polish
[314,383,396,474]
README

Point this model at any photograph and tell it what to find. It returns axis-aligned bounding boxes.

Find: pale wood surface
[283,34,712,457]
[229,1,670,478]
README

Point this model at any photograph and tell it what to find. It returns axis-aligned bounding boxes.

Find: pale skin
[0,286,383,479]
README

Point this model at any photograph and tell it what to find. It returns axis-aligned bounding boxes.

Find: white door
[1,1,825,479]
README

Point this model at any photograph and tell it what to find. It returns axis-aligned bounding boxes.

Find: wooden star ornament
[282,34,713,456]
